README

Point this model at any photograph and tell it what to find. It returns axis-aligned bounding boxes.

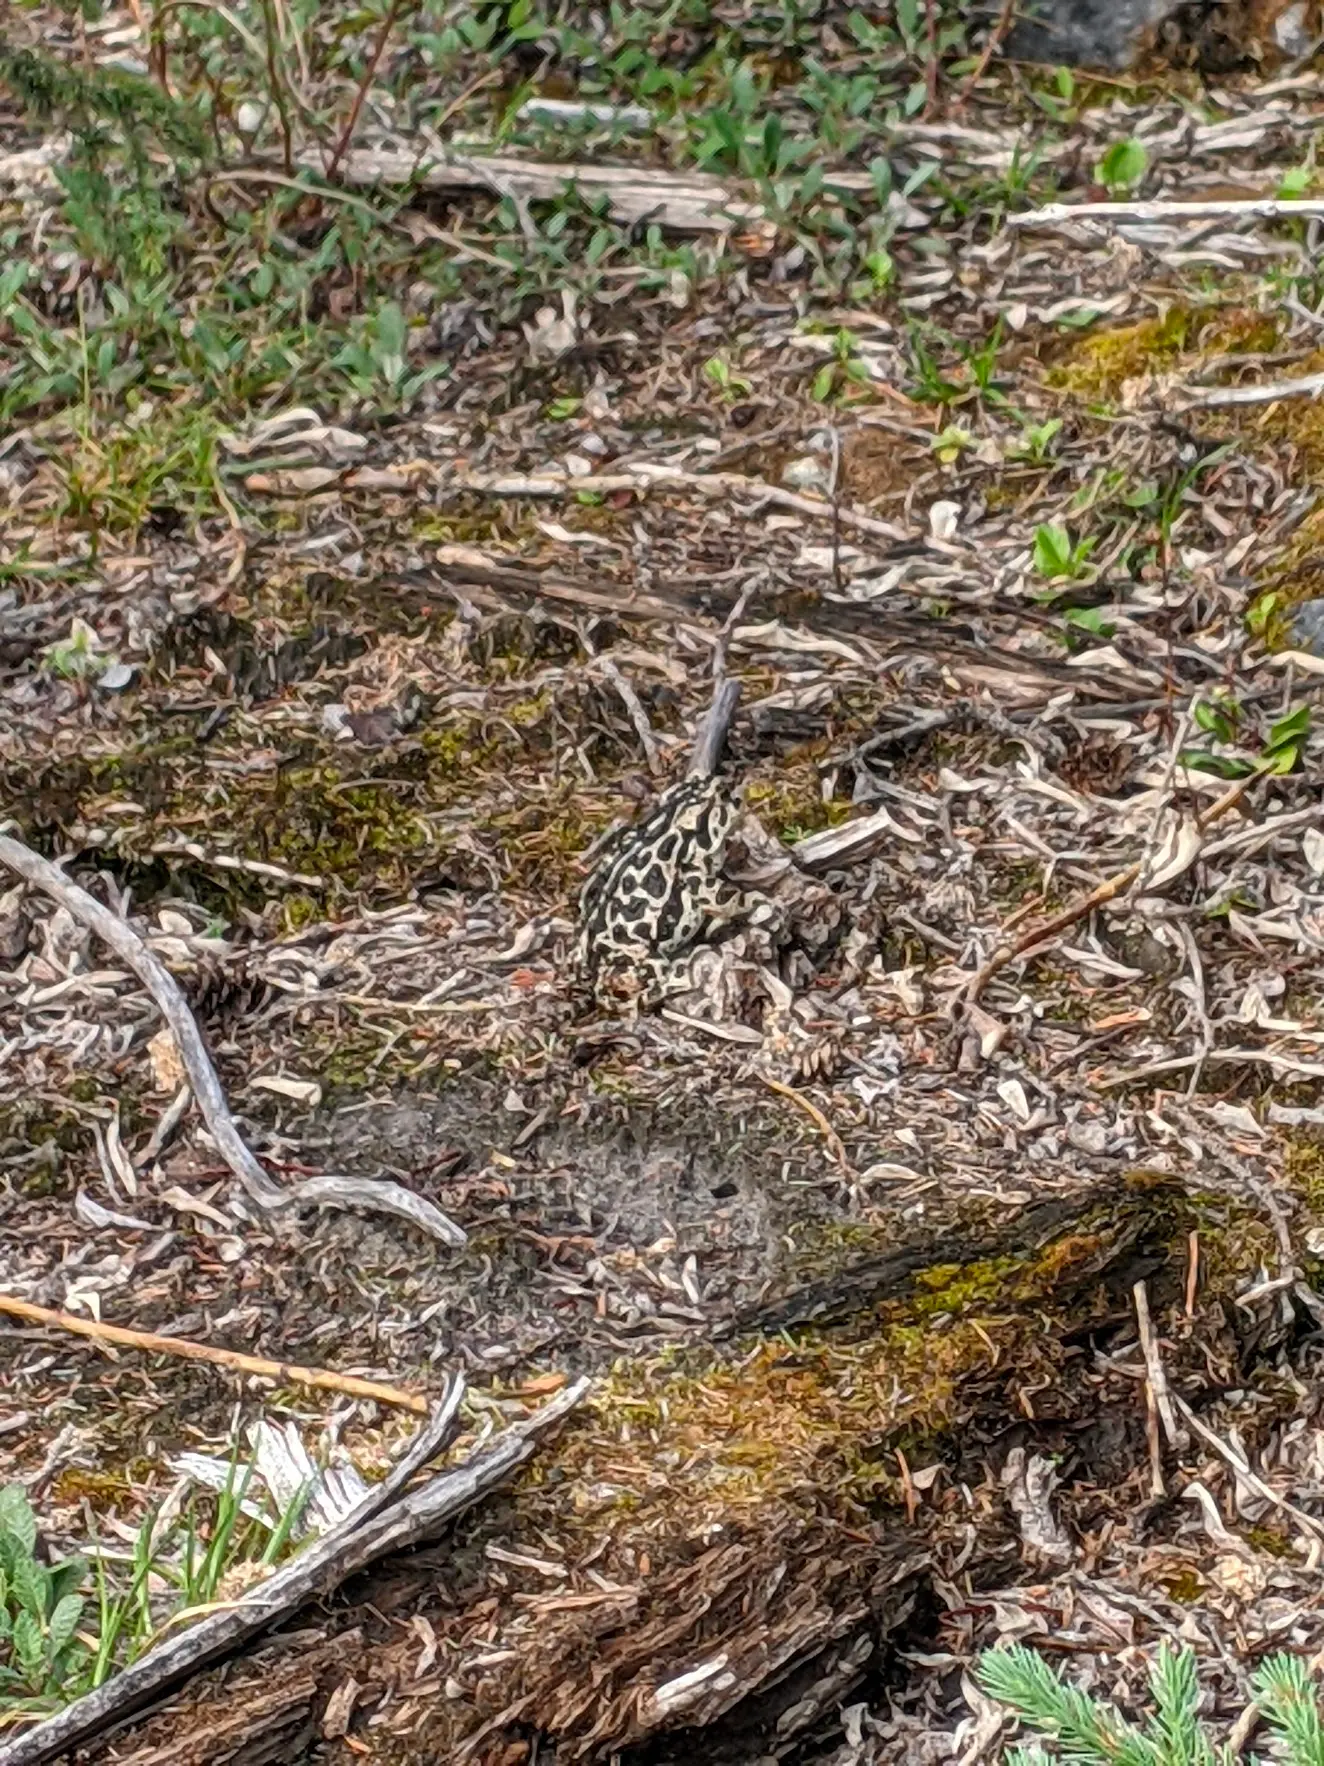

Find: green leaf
[1096,138,1148,193]
[1032,523,1072,577]
[373,300,406,361]
[1266,703,1311,752]
[811,361,835,401]
[47,1592,85,1656]
[1279,162,1313,199]
[12,1609,45,1681]
[47,1555,88,1609]
[545,396,581,420]
[864,248,894,288]
[1063,606,1115,638]
[12,1551,49,1622]
[1181,750,1254,779]
[1260,745,1303,776]
[0,1485,38,1557]
[1193,700,1234,742]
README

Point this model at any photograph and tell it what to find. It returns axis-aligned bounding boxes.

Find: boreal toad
[574,774,741,1005]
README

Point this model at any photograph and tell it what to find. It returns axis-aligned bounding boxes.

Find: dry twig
[0,1295,428,1415]
[759,1075,850,1172]
[0,834,466,1247]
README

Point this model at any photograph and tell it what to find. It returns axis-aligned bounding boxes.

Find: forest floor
[5,4,1324,1762]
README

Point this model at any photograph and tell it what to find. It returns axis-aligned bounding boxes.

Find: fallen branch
[1008,196,1324,229]
[443,465,910,543]
[0,834,465,1248]
[0,1294,428,1415]
[0,1377,588,1766]
[962,776,1253,1004]
[1175,369,1324,408]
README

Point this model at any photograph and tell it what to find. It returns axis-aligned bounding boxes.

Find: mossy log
[84,1172,1261,1766]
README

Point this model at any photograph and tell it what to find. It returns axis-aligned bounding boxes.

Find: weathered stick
[0,1378,588,1766]
[1176,369,1324,409]
[0,1294,428,1415]
[0,834,465,1248]
[1009,197,1324,228]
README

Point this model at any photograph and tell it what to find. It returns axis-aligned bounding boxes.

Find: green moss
[745,762,851,842]
[1286,1132,1324,1219]
[1050,307,1194,401]
[1162,1568,1205,1603]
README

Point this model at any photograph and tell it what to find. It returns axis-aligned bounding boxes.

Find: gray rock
[1289,597,1324,657]
[1005,0,1180,69]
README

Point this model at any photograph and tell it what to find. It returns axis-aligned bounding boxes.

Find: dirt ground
[6,3,1324,1761]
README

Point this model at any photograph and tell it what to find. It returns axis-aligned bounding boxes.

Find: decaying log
[65,1176,1241,1764]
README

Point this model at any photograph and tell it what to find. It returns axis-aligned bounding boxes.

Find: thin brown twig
[963,775,1253,1004]
[956,0,1016,110]
[257,0,295,175]
[759,1075,850,1172]
[326,0,406,182]
[0,1294,428,1414]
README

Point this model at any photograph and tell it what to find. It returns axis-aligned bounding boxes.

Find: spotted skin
[575,776,740,1004]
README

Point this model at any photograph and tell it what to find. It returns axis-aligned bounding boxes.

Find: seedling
[931,425,974,464]
[1059,605,1116,645]
[1031,523,1095,581]
[1094,137,1148,196]
[43,618,109,681]
[1181,696,1311,779]
[1011,418,1063,463]
[811,328,872,402]
[703,356,752,399]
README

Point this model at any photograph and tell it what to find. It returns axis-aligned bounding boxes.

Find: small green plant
[545,395,582,420]
[331,300,447,408]
[811,328,872,402]
[1095,137,1148,196]
[0,1486,88,1709]
[1247,589,1282,639]
[931,424,975,464]
[1059,604,1116,645]
[1030,64,1078,124]
[703,355,752,399]
[1279,145,1317,200]
[1032,523,1095,581]
[1011,418,1063,463]
[1181,698,1311,780]
[979,1640,1324,1765]
[42,619,110,681]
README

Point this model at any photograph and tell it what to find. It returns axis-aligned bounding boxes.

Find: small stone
[236,100,264,136]
[563,453,594,478]
[1289,597,1324,656]
[97,661,136,691]
[781,455,831,493]
[928,500,960,541]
